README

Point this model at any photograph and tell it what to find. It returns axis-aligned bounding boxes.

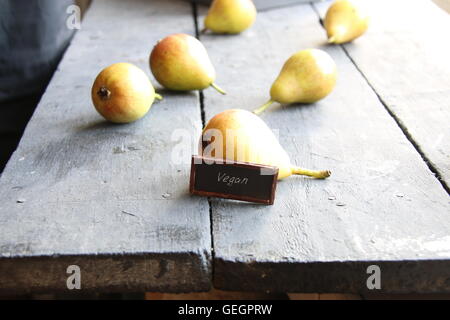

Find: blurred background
[0,0,89,172]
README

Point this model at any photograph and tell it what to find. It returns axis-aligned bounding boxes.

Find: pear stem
[200,28,208,34]
[327,36,336,44]
[253,99,274,115]
[210,83,227,95]
[154,93,163,101]
[291,167,331,179]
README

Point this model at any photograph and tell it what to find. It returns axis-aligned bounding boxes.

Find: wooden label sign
[189,155,279,205]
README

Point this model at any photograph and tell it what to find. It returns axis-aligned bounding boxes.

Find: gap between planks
[191,0,450,196]
[191,1,450,291]
[310,2,449,196]
[191,1,216,284]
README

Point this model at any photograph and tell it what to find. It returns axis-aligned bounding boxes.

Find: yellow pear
[91,63,162,123]
[253,49,337,115]
[200,109,330,180]
[324,0,369,44]
[150,33,225,94]
[203,0,257,34]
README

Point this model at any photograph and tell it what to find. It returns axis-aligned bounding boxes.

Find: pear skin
[254,49,337,115]
[200,109,330,180]
[324,0,369,44]
[204,0,257,34]
[150,33,225,94]
[91,63,161,123]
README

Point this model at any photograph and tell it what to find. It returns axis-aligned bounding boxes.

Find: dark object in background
[190,0,318,11]
[0,0,75,172]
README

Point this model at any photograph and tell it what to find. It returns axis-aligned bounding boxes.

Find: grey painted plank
[315,0,450,189]
[198,3,450,293]
[0,0,211,293]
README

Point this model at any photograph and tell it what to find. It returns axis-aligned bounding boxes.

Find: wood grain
[0,0,211,293]
[315,0,450,190]
[198,2,450,293]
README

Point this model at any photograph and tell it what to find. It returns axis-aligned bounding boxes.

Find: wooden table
[0,0,449,294]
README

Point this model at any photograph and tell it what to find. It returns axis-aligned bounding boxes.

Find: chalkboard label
[189,155,279,205]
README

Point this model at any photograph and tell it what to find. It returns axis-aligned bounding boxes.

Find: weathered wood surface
[191,0,319,11]
[0,0,211,293]
[1,0,449,294]
[198,3,450,293]
[315,0,450,190]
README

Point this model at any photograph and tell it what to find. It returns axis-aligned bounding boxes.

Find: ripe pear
[91,62,162,123]
[203,0,257,34]
[324,0,369,44]
[253,49,337,115]
[150,33,225,94]
[200,109,330,180]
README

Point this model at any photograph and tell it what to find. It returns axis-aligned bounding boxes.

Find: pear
[203,0,257,34]
[324,0,369,44]
[200,109,330,180]
[91,63,162,123]
[253,49,337,115]
[150,33,225,94]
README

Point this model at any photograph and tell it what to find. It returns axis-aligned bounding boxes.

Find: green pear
[200,109,330,180]
[253,49,337,115]
[203,0,257,34]
[150,33,225,94]
[325,0,369,44]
